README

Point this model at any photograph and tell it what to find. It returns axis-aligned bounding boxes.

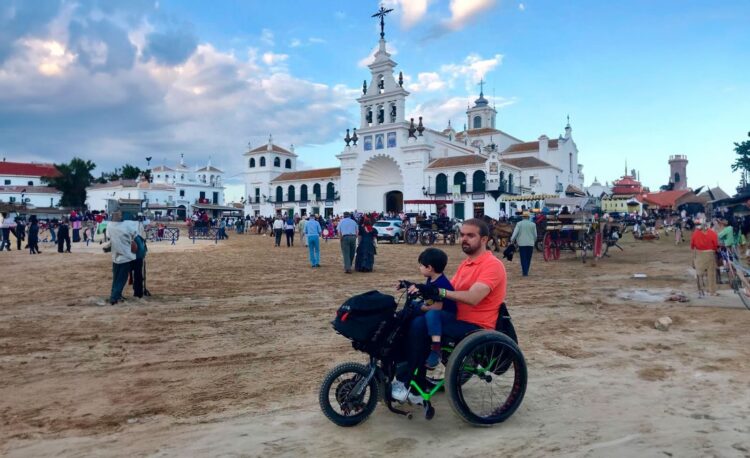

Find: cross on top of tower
[372,4,394,39]
[478,78,485,96]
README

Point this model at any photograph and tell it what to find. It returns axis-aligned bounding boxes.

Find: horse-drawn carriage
[540,215,598,263]
[404,216,458,245]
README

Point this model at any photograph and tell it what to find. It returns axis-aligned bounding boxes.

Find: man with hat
[510,211,537,277]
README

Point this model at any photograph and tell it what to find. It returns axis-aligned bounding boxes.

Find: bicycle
[319,283,527,426]
[719,248,750,310]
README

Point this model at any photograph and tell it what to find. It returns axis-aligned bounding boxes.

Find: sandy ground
[1,230,749,458]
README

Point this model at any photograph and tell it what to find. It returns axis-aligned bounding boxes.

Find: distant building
[86,156,229,218]
[668,155,688,190]
[0,160,62,208]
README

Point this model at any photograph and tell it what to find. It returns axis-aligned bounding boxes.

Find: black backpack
[333,290,397,344]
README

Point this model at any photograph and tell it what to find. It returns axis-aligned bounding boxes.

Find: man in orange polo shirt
[392,218,507,404]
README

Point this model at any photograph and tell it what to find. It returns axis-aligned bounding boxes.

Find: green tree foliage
[731,131,750,174]
[42,158,96,208]
[121,164,142,179]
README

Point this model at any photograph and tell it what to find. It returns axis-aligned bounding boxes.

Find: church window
[473,115,481,129]
[375,134,384,150]
[472,170,486,192]
[436,173,448,194]
[300,184,308,201]
[260,157,266,167]
[508,173,514,194]
[390,103,396,123]
[569,153,573,172]
[366,107,373,125]
[499,171,505,192]
[313,183,321,200]
[326,182,335,200]
[255,188,260,203]
[387,132,397,148]
[364,136,373,151]
[288,185,295,201]
[180,190,185,197]
[181,174,184,180]
[285,159,292,169]
[249,158,255,168]
[674,172,680,183]
[275,186,283,202]
[377,105,384,124]
[157,175,160,179]
[274,157,281,167]
[454,172,467,194]
[378,74,385,94]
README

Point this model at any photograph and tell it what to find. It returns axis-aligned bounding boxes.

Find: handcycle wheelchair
[319,283,527,427]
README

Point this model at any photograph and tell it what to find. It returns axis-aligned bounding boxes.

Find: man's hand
[414,284,441,301]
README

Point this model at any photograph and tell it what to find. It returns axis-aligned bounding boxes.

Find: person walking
[337,212,358,273]
[354,217,378,272]
[284,216,295,247]
[0,212,12,251]
[304,214,322,267]
[510,211,537,277]
[104,212,138,305]
[70,210,81,243]
[297,216,307,247]
[14,217,26,251]
[28,215,41,254]
[272,216,283,247]
[691,219,719,296]
[57,217,71,253]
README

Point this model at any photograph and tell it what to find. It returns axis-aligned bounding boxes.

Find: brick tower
[668,155,688,190]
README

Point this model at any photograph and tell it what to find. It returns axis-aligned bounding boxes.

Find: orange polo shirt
[451,251,507,329]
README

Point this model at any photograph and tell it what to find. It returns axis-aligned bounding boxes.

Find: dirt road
[1,232,749,457]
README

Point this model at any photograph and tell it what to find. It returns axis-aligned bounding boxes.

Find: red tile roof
[249,144,294,155]
[271,167,341,182]
[641,190,692,208]
[427,155,487,169]
[0,185,61,194]
[503,139,559,154]
[0,161,60,178]
[502,157,556,169]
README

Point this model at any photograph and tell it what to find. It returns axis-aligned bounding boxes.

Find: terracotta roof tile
[503,139,559,154]
[271,167,341,182]
[641,190,692,208]
[0,185,61,194]
[427,155,487,169]
[248,144,294,155]
[502,157,556,169]
[0,161,60,178]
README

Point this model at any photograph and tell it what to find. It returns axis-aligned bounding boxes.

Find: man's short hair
[462,218,490,237]
[418,247,448,274]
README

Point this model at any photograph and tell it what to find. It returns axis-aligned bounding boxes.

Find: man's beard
[462,241,480,255]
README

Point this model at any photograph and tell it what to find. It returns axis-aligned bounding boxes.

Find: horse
[253,217,269,235]
[482,215,514,252]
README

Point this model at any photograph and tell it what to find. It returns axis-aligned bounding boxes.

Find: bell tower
[668,155,688,190]
[466,79,496,131]
[357,7,409,131]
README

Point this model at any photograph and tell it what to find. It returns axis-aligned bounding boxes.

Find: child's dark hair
[418,248,448,274]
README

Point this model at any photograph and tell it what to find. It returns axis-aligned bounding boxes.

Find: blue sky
[0,0,748,201]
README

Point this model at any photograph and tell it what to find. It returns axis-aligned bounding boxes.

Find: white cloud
[262,51,288,66]
[441,53,503,88]
[408,95,516,131]
[407,72,447,92]
[358,42,398,68]
[260,28,274,46]
[518,3,526,12]
[445,0,497,30]
[384,0,431,28]
[289,37,326,48]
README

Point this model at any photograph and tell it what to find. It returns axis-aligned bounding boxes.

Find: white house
[86,156,229,218]
[244,30,584,219]
[0,160,62,208]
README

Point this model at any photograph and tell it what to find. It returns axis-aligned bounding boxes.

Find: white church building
[244,31,584,220]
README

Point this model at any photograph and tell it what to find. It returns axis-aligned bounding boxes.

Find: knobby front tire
[319,362,379,427]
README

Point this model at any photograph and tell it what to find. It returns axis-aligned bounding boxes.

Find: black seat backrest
[495,303,518,344]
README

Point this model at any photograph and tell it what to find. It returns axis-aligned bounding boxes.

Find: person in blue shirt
[415,248,456,369]
[304,215,323,267]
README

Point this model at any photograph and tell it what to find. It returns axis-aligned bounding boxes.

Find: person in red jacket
[691,219,719,296]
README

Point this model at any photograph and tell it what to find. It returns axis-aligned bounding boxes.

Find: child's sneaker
[425,350,441,370]
[391,380,409,402]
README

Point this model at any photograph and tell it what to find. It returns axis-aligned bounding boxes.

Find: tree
[42,158,96,208]
[121,164,142,180]
[731,132,750,193]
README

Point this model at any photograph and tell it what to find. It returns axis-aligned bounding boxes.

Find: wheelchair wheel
[319,362,379,427]
[445,330,527,426]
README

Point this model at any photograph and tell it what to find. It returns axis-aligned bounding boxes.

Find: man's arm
[443,282,492,306]
[510,225,519,244]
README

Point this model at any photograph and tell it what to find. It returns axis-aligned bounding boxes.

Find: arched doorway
[357,155,404,212]
[177,205,186,220]
[385,191,403,213]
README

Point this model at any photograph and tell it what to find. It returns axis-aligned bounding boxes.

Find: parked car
[374,220,403,243]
